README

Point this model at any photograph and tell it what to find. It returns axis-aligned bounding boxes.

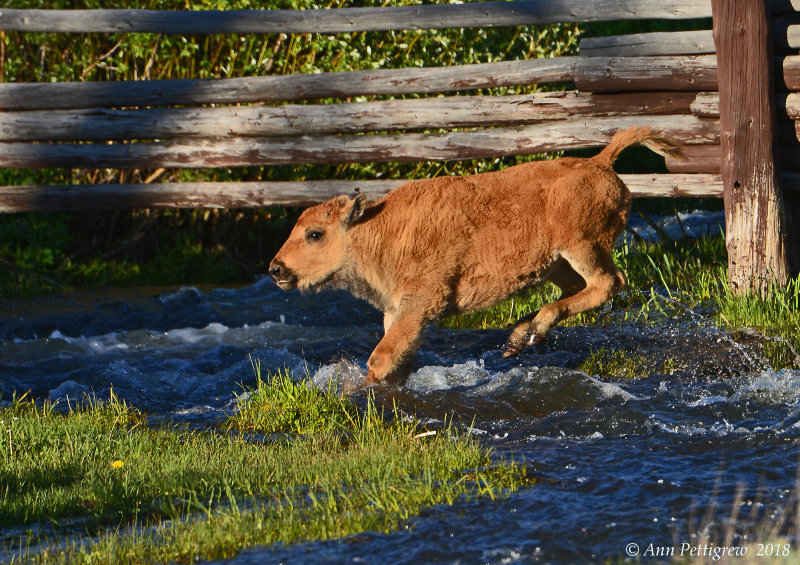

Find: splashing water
[1,270,798,563]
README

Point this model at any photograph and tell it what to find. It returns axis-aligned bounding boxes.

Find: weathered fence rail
[0,115,719,169]
[0,58,578,110]
[1,0,796,34]
[1,0,799,291]
[0,1,715,34]
[0,174,732,211]
[579,25,800,56]
[0,92,700,142]
[2,53,797,110]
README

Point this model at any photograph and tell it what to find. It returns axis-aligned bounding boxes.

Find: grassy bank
[2,375,527,563]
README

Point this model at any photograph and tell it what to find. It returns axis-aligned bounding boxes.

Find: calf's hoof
[366,369,383,385]
[502,343,523,358]
[501,331,545,358]
[343,375,372,394]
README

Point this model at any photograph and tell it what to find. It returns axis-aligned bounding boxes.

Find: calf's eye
[306,230,324,242]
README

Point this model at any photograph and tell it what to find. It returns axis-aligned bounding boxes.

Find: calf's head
[269,194,367,291]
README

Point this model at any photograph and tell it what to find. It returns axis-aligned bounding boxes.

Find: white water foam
[17,320,353,364]
[406,360,492,392]
[585,375,639,401]
[309,358,642,409]
[732,369,800,406]
[310,359,367,394]
[164,322,229,344]
[645,416,752,438]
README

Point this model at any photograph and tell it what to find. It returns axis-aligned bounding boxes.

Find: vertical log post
[711,0,791,295]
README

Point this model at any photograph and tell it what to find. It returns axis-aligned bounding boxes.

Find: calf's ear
[337,194,367,227]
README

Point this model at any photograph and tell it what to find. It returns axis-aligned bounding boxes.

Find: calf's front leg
[367,309,427,384]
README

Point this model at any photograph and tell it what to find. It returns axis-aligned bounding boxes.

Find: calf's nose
[268,259,285,280]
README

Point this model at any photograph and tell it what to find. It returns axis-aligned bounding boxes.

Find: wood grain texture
[690,92,722,117]
[580,30,716,57]
[712,0,792,291]
[781,55,800,90]
[787,23,800,50]
[0,58,576,111]
[665,144,721,173]
[575,53,799,92]
[579,25,800,57]
[0,174,726,212]
[0,91,698,142]
[2,53,787,112]
[11,172,800,211]
[666,145,800,173]
[0,115,718,169]
[691,91,800,119]
[575,55,718,92]
[0,2,713,34]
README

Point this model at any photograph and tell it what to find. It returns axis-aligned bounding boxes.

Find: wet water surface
[1,263,798,563]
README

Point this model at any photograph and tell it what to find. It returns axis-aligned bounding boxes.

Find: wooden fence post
[711,0,791,295]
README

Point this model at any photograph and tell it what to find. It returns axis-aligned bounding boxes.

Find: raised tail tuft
[591,126,684,167]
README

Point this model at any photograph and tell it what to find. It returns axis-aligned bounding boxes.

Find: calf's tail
[591,126,684,167]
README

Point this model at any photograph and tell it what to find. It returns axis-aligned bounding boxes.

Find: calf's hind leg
[548,257,587,300]
[502,246,625,358]
[501,259,585,357]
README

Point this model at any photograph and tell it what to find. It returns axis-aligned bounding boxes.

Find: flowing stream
[3,210,799,563]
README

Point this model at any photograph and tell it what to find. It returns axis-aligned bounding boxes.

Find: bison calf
[269,127,682,384]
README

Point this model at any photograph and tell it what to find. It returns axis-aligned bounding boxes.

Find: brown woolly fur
[591,126,683,167]
[270,127,683,384]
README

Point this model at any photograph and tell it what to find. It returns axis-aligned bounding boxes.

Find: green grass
[714,277,800,370]
[222,362,359,435]
[620,237,800,370]
[716,276,800,331]
[577,347,678,380]
[2,378,527,564]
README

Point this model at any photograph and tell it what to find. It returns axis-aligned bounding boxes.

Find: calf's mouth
[273,276,298,290]
[268,260,298,290]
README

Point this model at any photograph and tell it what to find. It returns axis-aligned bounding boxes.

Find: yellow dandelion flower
[111,460,124,469]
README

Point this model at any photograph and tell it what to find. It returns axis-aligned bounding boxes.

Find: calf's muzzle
[268,259,297,289]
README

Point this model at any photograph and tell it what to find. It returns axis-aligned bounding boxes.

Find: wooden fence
[0,0,798,292]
